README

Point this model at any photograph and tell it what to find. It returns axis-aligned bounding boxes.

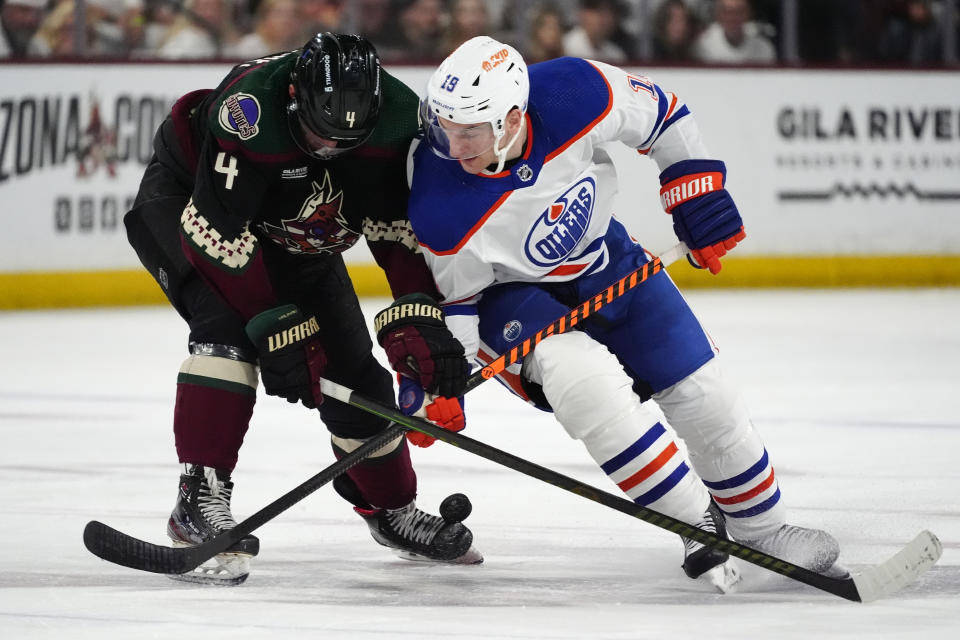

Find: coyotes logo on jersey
[258,171,360,254]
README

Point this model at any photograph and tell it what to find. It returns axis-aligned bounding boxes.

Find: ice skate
[682,500,741,593]
[741,524,842,575]
[166,464,259,585]
[334,474,481,564]
[354,496,483,564]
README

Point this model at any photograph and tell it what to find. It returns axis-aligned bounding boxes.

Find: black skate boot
[682,500,740,592]
[166,464,259,585]
[334,475,483,564]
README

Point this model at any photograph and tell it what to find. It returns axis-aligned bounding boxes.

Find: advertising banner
[0,63,956,305]
[0,63,226,271]
[640,68,960,255]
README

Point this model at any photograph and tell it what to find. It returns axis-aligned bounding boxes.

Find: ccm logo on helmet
[482,48,510,71]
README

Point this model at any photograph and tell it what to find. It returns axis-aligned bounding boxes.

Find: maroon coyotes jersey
[171,51,435,319]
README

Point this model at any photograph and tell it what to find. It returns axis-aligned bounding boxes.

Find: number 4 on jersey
[215,152,239,190]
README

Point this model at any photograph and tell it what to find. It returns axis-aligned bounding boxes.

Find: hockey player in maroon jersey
[124,33,478,583]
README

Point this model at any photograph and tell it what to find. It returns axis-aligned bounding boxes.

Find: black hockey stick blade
[84,520,209,574]
[318,377,943,603]
[83,422,408,575]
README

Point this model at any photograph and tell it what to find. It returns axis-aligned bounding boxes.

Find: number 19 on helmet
[420,37,529,173]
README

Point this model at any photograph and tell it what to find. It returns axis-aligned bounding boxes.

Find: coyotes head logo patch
[259,171,360,254]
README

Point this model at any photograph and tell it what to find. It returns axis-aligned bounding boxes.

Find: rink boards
[1,62,957,308]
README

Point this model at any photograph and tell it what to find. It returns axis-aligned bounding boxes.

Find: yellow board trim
[666,255,960,289]
[1,257,959,310]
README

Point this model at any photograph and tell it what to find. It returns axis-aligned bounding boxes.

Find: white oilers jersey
[408,57,711,356]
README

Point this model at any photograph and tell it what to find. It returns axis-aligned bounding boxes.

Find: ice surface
[1,290,958,638]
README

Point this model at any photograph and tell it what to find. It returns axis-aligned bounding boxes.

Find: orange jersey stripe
[617,441,679,493]
[665,92,679,120]
[546,262,589,277]
[713,469,777,505]
[421,189,513,256]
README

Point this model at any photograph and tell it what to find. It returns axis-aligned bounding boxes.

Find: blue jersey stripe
[443,305,478,317]
[638,85,670,149]
[662,104,690,131]
[701,449,770,490]
[600,422,667,474]
[634,461,690,505]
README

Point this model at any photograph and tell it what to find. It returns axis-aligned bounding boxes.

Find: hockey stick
[319,377,943,603]
[83,243,687,575]
[83,421,406,575]
[465,241,689,393]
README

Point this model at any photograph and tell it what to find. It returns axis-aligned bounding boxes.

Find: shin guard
[653,358,785,540]
[526,332,708,525]
[173,354,258,472]
[331,432,416,510]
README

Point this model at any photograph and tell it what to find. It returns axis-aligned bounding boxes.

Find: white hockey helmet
[420,36,529,171]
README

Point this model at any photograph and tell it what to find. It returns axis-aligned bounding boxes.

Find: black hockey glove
[245,304,327,409]
[374,293,469,398]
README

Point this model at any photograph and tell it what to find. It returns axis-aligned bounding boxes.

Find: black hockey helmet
[288,33,383,159]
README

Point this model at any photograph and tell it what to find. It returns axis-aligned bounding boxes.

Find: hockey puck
[439,493,472,523]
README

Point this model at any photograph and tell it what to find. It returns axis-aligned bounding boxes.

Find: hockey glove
[374,293,469,398]
[245,304,327,409]
[398,375,465,448]
[659,159,746,275]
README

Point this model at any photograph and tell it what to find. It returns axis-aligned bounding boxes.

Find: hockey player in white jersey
[372,36,841,590]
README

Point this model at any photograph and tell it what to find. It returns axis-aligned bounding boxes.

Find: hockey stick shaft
[83,244,687,576]
[83,421,407,575]
[319,377,942,603]
[466,242,688,391]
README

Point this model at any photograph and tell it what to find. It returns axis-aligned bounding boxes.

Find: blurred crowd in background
[1,0,957,66]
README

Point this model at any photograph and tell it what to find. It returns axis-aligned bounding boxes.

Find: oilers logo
[523,178,595,267]
[219,93,261,140]
[503,320,522,342]
[398,385,420,413]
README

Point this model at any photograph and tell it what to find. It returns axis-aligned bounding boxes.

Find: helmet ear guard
[288,32,383,159]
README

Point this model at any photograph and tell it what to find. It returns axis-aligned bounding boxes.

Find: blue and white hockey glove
[397,375,465,448]
[659,159,746,275]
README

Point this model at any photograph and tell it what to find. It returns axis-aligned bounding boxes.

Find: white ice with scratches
[1,289,958,639]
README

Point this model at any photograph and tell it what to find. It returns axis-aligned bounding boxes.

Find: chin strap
[490,118,526,174]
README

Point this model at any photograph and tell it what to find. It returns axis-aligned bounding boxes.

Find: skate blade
[167,548,252,586]
[393,545,484,565]
[700,561,741,594]
[167,568,249,586]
